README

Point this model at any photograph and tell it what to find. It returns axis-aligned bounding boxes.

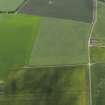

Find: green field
[0,14,40,80]
[30,17,91,65]
[0,0,24,11]
[92,1,105,40]
[91,47,105,63]
[0,1,95,105]
[91,64,105,105]
[19,0,93,22]
[89,1,105,105]
[91,1,105,63]
[0,14,91,80]
[1,65,89,105]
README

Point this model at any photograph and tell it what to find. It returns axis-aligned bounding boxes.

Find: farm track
[88,0,97,105]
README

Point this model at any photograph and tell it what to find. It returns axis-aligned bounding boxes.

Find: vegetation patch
[19,0,93,22]
[0,0,24,12]
[91,64,105,105]
[0,14,41,80]
[30,17,91,65]
[92,1,105,40]
[2,65,89,105]
[90,47,105,63]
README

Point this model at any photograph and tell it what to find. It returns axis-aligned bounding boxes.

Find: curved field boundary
[88,0,97,105]
[0,0,27,14]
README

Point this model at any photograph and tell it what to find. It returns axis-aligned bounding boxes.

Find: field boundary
[88,0,97,105]
[0,0,28,14]
[16,0,30,14]
[9,64,89,71]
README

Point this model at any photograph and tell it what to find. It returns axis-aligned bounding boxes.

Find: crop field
[0,65,89,105]
[90,1,105,63]
[19,0,93,22]
[90,1,105,105]
[91,64,105,105]
[91,47,105,63]
[30,17,91,65]
[0,0,24,12]
[0,14,41,80]
[0,0,97,105]
[91,1,105,40]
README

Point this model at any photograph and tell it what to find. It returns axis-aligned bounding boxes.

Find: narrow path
[89,45,105,48]
[88,0,97,105]
[16,0,30,14]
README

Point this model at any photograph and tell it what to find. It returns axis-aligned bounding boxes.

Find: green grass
[3,65,89,105]
[90,47,105,63]
[91,1,105,63]
[0,14,41,80]
[92,1,105,40]
[19,0,93,22]
[90,2,105,105]
[30,17,91,65]
[0,0,24,11]
[91,64,105,105]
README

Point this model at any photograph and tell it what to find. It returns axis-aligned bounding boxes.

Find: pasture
[0,0,24,12]
[3,65,89,105]
[92,1,105,40]
[19,0,93,22]
[0,14,40,80]
[91,64,105,105]
[91,47,105,63]
[30,17,91,65]
[90,2,105,105]
[91,1,105,63]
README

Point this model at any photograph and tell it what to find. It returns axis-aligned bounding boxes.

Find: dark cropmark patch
[19,0,93,22]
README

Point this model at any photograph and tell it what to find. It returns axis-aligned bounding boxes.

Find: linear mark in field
[16,0,30,14]
[89,45,105,48]
[88,0,97,105]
